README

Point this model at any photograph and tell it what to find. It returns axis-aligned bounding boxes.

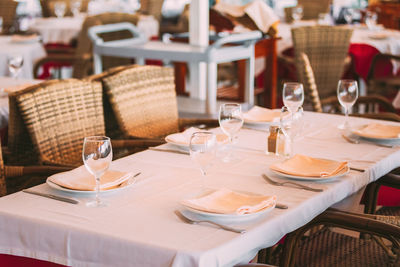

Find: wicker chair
[284,0,331,23]
[276,208,400,266]
[10,79,162,167]
[292,26,353,100]
[40,0,89,17]
[0,0,18,34]
[33,12,140,79]
[366,53,400,97]
[297,52,400,120]
[89,64,219,139]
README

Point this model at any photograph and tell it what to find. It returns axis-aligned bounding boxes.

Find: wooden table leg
[174,62,188,96]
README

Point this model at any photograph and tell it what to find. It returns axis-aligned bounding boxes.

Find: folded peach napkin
[48,165,133,191]
[181,188,276,215]
[165,127,227,145]
[243,106,281,123]
[270,154,348,178]
[353,123,400,139]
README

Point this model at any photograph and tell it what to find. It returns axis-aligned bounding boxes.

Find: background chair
[11,79,161,167]
[292,26,353,100]
[0,0,18,34]
[89,65,219,139]
[33,12,140,79]
[297,52,400,120]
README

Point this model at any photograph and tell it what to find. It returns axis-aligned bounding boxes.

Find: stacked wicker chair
[9,79,162,168]
[33,12,140,79]
[89,64,219,139]
[0,0,18,34]
[292,26,353,100]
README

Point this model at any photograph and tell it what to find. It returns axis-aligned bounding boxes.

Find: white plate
[269,166,349,182]
[46,176,137,195]
[164,133,190,150]
[351,125,400,145]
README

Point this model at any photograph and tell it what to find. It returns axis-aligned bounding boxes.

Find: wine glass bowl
[82,136,113,207]
[54,1,66,18]
[7,54,24,80]
[189,132,217,188]
[218,103,243,162]
[337,79,358,130]
[292,5,304,22]
[282,82,304,114]
[71,0,82,17]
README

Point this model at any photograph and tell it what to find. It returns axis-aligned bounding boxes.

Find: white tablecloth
[29,17,85,45]
[0,113,399,266]
[0,36,46,79]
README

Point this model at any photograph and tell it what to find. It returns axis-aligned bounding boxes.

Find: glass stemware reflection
[282,82,304,114]
[54,1,66,18]
[337,79,358,130]
[189,132,217,189]
[7,54,24,80]
[218,103,243,162]
[292,5,303,22]
[280,106,304,157]
[82,136,113,207]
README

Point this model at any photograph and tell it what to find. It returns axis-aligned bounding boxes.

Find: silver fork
[174,210,246,234]
[262,174,323,192]
[342,134,394,148]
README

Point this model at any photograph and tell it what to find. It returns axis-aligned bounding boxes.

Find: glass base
[86,199,108,207]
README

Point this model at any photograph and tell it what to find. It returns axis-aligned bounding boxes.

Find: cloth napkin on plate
[165,127,227,145]
[353,123,400,139]
[243,106,281,122]
[48,165,133,191]
[270,154,348,178]
[181,188,276,215]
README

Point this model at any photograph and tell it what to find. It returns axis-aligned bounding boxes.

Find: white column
[188,0,209,101]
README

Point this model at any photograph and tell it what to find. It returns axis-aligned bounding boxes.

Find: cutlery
[349,167,365,172]
[174,210,246,234]
[262,174,323,192]
[342,134,394,148]
[275,203,288,209]
[119,172,141,187]
[148,147,189,155]
[23,189,79,204]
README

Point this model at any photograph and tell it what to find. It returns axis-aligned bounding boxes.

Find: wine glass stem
[95,174,100,206]
[344,107,349,129]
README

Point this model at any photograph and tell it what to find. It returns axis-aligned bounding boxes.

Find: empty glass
[343,8,353,24]
[282,82,304,114]
[71,0,82,17]
[82,136,113,207]
[292,5,303,22]
[54,1,66,18]
[365,11,377,30]
[337,79,358,130]
[189,132,217,189]
[280,106,304,157]
[7,54,24,79]
[218,103,244,163]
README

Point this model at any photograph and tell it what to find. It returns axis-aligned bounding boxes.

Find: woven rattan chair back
[297,52,323,112]
[12,79,105,167]
[292,26,353,100]
[100,65,180,139]
[73,12,140,78]
[0,0,18,34]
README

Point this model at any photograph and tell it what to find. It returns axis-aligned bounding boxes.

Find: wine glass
[280,106,304,157]
[189,132,217,189]
[365,11,377,30]
[7,54,24,80]
[218,103,244,163]
[71,0,82,17]
[282,82,304,114]
[343,8,353,24]
[337,79,358,130]
[292,5,303,22]
[82,136,113,207]
[54,1,66,18]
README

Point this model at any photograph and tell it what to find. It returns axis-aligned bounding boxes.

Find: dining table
[0,36,46,79]
[0,111,399,267]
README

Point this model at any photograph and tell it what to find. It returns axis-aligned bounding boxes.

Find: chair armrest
[367,53,400,83]
[209,31,262,49]
[5,165,72,178]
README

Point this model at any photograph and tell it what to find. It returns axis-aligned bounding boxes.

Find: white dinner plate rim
[46,177,136,195]
[269,166,350,182]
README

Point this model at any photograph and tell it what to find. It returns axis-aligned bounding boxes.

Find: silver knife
[23,190,79,204]
[148,147,189,155]
[275,203,288,209]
